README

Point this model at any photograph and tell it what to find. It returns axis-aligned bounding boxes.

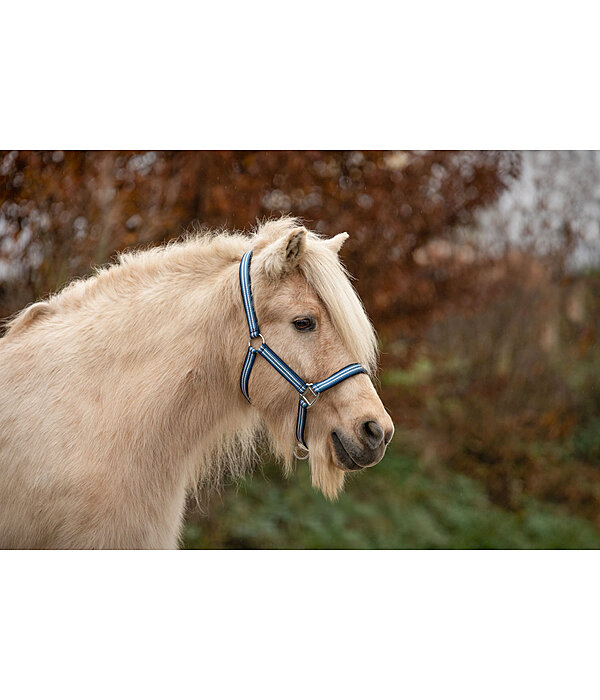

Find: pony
[0,217,393,548]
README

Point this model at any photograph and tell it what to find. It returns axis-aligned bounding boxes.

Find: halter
[239,250,367,459]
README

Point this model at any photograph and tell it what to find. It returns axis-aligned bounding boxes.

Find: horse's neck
[76,259,250,480]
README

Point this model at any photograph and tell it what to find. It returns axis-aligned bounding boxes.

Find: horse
[0,217,393,549]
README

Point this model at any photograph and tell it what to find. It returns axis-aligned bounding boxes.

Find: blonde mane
[6,218,378,376]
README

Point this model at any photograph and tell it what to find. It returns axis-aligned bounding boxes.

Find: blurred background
[1,150,599,549]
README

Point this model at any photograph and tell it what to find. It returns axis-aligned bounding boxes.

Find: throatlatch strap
[240,346,257,403]
[296,401,308,448]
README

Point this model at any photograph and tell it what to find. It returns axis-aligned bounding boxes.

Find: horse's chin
[304,440,346,500]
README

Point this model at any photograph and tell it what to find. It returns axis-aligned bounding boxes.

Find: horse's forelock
[252,217,378,375]
[301,240,378,376]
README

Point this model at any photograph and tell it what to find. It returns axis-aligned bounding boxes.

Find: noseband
[239,250,367,459]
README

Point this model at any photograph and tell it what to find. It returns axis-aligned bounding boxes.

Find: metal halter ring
[300,383,319,407]
[294,444,310,460]
[248,333,265,350]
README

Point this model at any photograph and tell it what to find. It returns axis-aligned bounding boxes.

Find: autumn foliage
[0,150,520,333]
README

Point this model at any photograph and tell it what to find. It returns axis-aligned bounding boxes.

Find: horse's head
[242,219,393,498]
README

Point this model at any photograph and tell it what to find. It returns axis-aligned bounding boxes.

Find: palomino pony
[0,218,393,549]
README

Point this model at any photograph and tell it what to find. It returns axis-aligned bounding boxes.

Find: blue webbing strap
[296,401,308,448]
[239,250,260,338]
[240,346,257,402]
[312,363,366,395]
[239,249,367,456]
[257,344,307,393]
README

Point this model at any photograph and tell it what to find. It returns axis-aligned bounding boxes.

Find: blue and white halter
[239,250,367,459]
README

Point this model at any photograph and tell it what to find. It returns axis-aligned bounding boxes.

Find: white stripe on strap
[239,251,260,338]
[240,346,257,402]
[296,402,307,447]
[312,364,366,393]
[258,344,307,393]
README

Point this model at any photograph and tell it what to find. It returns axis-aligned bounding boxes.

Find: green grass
[183,441,600,549]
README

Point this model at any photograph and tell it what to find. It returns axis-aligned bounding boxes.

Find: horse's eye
[293,316,316,332]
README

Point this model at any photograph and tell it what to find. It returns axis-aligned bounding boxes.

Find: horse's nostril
[384,429,393,445]
[360,420,385,449]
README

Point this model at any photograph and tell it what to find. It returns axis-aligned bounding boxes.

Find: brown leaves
[0,150,520,333]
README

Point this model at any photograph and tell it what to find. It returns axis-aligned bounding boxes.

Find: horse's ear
[258,226,307,279]
[326,232,349,254]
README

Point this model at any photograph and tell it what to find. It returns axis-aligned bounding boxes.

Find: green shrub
[183,442,600,549]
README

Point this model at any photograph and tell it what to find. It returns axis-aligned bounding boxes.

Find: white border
[1,552,599,699]
[1,3,599,698]
[2,2,599,148]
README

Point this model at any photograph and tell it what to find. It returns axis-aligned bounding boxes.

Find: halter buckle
[300,383,319,407]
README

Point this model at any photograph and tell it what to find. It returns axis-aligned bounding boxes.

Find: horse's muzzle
[330,425,391,471]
